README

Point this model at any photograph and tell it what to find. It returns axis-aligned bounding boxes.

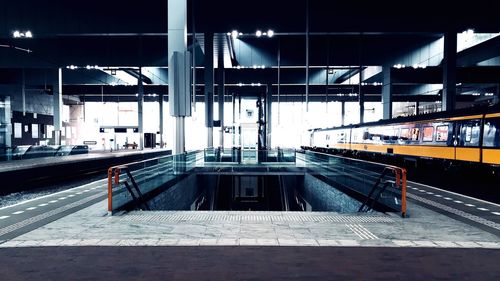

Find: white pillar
[53,68,63,145]
[168,0,190,154]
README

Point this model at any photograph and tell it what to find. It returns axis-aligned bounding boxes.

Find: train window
[483,117,500,148]
[459,120,481,147]
[436,125,449,142]
[423,126,434,142]
[400,128,410,140]
[410,128,420,141]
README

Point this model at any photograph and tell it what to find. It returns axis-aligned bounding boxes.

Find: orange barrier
[107,166,123,213]
[381,166,407,218]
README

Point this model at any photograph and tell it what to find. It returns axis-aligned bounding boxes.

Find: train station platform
[0,149,171,195]
[0,149,499,279]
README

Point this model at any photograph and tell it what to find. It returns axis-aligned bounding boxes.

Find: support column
[266,83,273,149]
[382,65,392,119]
[415,101,420,115]
[159,93,164,148]
[138,68,144,150]
[359,65,364,123]
[341,101,345,126]
[204,32,214,148]
[168,0,190,154]
[442,32,457,111]
[217,40,224,148]
[53,68,63,145]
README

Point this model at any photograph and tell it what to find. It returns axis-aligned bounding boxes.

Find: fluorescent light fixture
[25,31,32,38]
[227,32,231,36]
[86,65,91,70]
[236,65,241,69]
[231,30,238,39]
[261,65,265,69]
[267,30,274,37]
[256,30,262,37]
[251,83,255,86]
[257,83,261,86]
[253,65,257,69]
[238,83,243,87]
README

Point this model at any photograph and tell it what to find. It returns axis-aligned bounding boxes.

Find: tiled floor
[2,197,499,248]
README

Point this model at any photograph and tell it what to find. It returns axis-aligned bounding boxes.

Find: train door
[454,119,481,162]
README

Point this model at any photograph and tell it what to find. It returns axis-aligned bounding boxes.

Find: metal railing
[203,148,296,163]
[107,150,202,213]
[298,150,407,217]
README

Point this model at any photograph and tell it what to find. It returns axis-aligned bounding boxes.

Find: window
[436,125,449,142]
[423,127,433,142]
[400,128,410,140]
[483,117,500,148]
[460,120,481,147]
[410,128,420,141]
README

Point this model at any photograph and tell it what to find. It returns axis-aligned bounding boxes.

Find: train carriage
[304,105,500,169]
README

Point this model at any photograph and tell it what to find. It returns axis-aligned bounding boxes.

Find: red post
[107,167,113,212]
[401,168,407,218]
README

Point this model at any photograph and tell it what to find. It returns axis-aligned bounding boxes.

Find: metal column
[442,31,457,111]
[204,32,214,148]
[138,68,144,150]
[266,82,273,149]
[217,39,224,148]
[53,68,63,145]
[159,93,164,147]
[341,101,345,126]
[382,65,392,119]
[305,0,309,112]
[359,65,364,123]
[168,0,190,154]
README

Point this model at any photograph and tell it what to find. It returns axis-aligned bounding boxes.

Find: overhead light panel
[267,30,274,37]
[256,30,262,37]
[12,30,33,38]
[231,30,239,39]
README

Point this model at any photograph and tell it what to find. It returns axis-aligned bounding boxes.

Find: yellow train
[304,105,500,167]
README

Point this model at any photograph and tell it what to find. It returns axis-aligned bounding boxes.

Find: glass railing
[297,150,407,217]
[107,150,202,213]
[203,148,296,163]
[108,148,406,217]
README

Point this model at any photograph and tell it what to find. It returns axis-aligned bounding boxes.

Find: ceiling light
[13,31,21,38]
[86,65,91,70]
[238,83,243,87]
[227,32,231,36]
[256,30,262,37]
[267,30,274,37]
[412,64,418,69]
[24,31,32,38]
[328,69,334,74]
[251,83,255,86]
[239,32,243,36]
[257,83,261,86]
[261,65,265,69]
[253,65,257,69]
[231,30,238,39]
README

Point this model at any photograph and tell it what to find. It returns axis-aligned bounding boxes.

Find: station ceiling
[1,0,499,102]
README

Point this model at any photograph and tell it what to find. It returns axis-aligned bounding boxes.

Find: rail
[299,149,407,217]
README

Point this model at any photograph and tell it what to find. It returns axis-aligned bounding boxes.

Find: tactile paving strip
[408,193,500,231]
[119,211,395,223]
